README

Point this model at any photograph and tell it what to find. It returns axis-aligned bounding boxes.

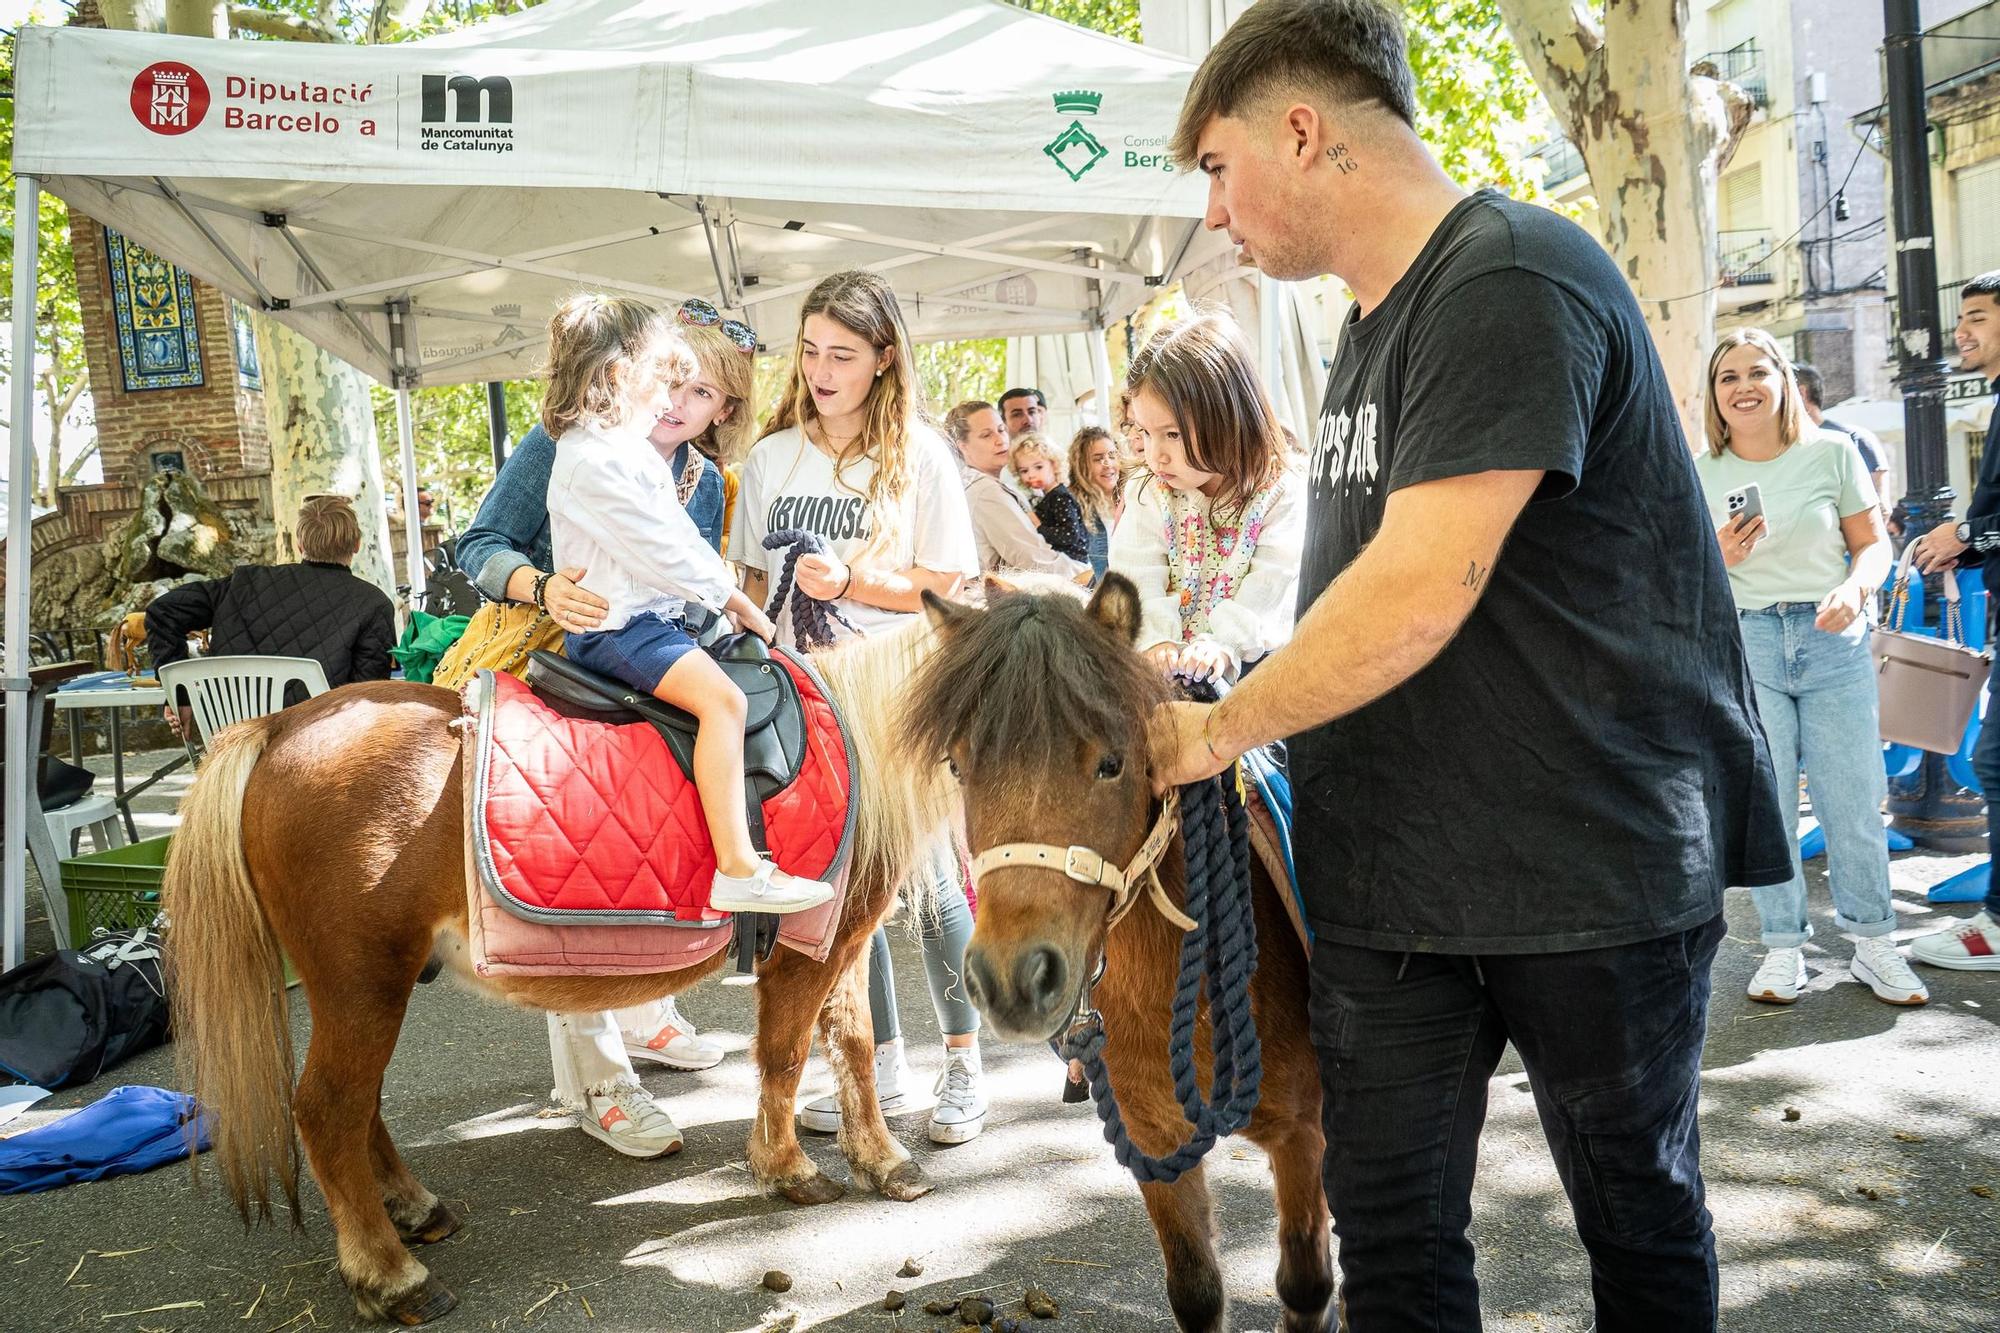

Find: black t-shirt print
[1289,190,1792,956]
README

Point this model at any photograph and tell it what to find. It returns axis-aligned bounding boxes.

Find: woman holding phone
[1696,329,1920,1007]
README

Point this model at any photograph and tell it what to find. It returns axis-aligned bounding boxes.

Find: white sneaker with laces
[1850,935,1929,1006]
[928,1045,987,1145]
[578,1082,683,1159]
[1747,947,1808,1004]
[710,860,835,914]
[1910,910,2000,971]
[623,996,725,1071]
[798,1038,912,1133]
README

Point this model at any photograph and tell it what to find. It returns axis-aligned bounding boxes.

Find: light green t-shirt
[1695,431,1878,610]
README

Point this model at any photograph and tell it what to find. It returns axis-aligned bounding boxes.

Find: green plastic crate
[60,835,299,986]
[60,836,170,943]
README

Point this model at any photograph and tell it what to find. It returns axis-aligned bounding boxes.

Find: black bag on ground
[0,928,169,1090]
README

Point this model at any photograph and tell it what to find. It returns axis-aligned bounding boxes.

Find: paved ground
[3,750,1998,1331]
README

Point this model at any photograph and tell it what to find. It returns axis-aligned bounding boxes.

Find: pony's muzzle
[964,941,1071,1040]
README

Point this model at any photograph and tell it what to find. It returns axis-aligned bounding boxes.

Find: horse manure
[899,1256,926,1278]
[1024,1286,1060,1318]
[883,1291,907,1312]
[762,1269,793,1293]
[958,1296,995,1324]
[923,1297,960,1316]
[1782,1107,1802,1122]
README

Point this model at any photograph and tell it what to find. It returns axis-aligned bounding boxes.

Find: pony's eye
[1096,754,1124,781]
[945,756,962,780]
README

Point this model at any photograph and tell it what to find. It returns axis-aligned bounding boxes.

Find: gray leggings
[867,852,979,1041]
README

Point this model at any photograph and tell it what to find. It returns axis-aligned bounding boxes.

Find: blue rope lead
[762,529,861,652]
[1060,761,1262,1185]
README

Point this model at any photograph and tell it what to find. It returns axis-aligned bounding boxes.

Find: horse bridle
[965,789,1195,934]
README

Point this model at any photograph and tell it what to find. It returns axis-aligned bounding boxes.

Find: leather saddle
[522,636,809,805]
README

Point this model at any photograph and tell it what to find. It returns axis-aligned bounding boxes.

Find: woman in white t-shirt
[729,270,990,1144]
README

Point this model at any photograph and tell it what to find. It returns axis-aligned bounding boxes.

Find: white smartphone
[1725,483,1764,527]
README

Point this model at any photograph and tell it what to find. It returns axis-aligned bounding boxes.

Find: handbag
[1876,548,1991,754]
[432,599,564,690]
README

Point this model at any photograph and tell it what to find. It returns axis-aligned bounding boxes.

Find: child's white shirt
[1107,468,1304,670]
[547,420,735,632]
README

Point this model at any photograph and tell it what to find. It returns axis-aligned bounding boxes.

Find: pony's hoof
[386,1274,458,1326]
[876,1160,933,1201]
[779,1171,847,1206]
[402,1199,465,1246]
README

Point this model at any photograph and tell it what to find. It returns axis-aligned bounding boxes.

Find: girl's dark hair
[1124,311,1285,525]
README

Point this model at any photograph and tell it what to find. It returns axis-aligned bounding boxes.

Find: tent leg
[394,385,426,607]
[1091,323,1114,431]
[6,175,41,971]
[486,381,509,473]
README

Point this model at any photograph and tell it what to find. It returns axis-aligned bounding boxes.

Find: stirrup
[724,911,779,986]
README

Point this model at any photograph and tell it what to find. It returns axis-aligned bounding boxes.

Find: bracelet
[835,567,855,599]
[530,570,555,613]
[1201,706,1230,766]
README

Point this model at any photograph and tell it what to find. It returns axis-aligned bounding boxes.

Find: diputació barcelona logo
[131,61,210,135]
[1043,90,1107,182]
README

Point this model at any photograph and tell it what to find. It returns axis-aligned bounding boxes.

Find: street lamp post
[1883,0,1984,847]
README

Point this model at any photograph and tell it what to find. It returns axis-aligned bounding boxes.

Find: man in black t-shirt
[1149,3,1791,1329]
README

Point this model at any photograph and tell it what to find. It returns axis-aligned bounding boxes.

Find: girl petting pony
[543,294,834,917]
[1110,311,1303,682]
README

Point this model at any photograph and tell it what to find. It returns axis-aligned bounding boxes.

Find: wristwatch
[1957,520,1974,544]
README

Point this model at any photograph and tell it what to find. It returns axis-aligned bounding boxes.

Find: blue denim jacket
[457,423,725,603]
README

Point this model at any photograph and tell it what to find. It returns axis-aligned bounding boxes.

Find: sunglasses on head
[677,298,757,354]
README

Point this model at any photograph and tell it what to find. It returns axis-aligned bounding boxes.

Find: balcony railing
[1719,229,1777,286]
[1696,40,1769,109]
[1526,138,1587,189]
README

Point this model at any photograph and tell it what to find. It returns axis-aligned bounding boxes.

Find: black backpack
[0,929,170,1090]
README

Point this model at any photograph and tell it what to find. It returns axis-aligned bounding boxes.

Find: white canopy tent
[4,0,1225,967]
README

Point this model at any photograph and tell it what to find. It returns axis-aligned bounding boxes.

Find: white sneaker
[798,1038,912,1133]
[623,996,726,1071]
[710,861,835,915]
[1850,935,1929,1006]
[578,1083,683,1159]
[927,1045,987,1145]
[1747,947,1808,1004]
[1910,910,2000,971]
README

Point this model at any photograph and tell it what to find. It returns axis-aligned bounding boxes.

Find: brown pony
[903,577,1334,1333]
[161,619,954,1325]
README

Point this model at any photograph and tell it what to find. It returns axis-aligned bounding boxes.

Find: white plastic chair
[157,655,330,750]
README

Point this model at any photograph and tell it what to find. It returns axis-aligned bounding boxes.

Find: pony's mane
[899,588,1169,774]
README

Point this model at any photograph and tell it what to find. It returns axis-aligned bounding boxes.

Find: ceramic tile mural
[233,300,261,390]
[106,227,204,392]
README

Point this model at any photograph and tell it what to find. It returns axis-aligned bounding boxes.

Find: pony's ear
[1088,574,1143,646]
[921,589,978,637]
[980,573,1019,602]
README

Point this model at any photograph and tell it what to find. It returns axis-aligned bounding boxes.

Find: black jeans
[1308,914,1725,1332]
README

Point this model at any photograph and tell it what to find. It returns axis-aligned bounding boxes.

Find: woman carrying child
[1109,311,1304,682]
[1009,431,1092,570]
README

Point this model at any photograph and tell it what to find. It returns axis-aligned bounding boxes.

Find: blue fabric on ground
[0,1085,210,1194]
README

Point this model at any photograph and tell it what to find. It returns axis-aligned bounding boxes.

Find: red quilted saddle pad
[468,652,855,925]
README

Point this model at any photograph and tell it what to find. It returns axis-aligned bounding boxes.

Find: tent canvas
[3,0,1228,969]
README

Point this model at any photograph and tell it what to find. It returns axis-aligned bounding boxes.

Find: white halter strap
[966,790,1194,933]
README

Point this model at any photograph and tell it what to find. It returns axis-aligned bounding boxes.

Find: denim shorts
[566,613,699,693]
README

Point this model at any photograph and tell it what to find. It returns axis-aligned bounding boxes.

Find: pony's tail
[162,719,301,1226]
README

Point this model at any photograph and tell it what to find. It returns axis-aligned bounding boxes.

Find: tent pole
[1092,323,1115,432]
[386,301,427,606]
[486,381,509,474]
[5,175,41,971]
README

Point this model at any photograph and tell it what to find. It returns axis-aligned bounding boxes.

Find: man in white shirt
[946,399,1089,582]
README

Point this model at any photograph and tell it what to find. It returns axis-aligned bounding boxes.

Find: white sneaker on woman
[927,1045,987,1145]
[1910,910,2000,971]
[1850,935,1929,1006]
[1747,947,1808,1004]
[578,1083,683,1158]
[710,861,835,914]
[623,996,725,1071]
[798,1038,912,1133]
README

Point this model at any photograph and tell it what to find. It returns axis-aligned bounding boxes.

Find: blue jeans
[867,846,980,1040]
[1309,916,1724,1331]
[1970,676,2000,917]
[1737,605,1895,947]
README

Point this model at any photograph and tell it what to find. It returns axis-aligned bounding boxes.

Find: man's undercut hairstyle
[1171,0,1416,168]
[998,387,1046,410]
[1963,271,2000,304]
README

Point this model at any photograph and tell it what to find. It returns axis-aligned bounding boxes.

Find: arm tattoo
[1462,560,1489,592]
